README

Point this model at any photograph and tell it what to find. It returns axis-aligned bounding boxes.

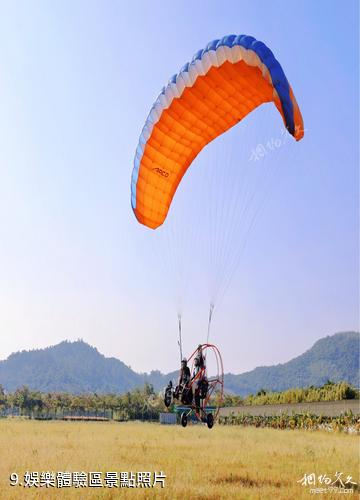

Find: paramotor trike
[164,343,224,429]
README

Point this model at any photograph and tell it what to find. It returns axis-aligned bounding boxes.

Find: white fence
[159,413,177,424]
[220,400,360,417]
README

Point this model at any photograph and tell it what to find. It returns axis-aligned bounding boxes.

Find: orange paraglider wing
[131,35,304,229]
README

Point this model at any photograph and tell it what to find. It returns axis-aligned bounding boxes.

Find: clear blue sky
[0,1,358,374]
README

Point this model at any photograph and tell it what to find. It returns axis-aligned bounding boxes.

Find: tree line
[0,381,357,420]
[223,381,358,407]
[0,383,166,420]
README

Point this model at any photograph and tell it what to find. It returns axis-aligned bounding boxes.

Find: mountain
[225,331,359,395]
[0,332,358,395]
[0,340,144,393]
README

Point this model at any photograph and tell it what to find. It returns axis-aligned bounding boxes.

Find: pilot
[176,357,192,404]
[178,357,191,388]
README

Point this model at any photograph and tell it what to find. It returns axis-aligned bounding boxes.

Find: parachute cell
[131,34,304,229]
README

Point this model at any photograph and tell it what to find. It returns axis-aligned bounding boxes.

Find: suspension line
[206,302,215,344]
[177,313,183,363]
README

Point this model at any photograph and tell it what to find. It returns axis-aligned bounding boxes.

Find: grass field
[0,419,358,499]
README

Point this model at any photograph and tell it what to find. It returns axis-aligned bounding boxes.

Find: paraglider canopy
[131,34,304,229]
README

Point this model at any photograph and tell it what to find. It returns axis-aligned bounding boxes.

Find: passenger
[192,345,205,410]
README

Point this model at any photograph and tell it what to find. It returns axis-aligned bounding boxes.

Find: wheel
[164,393,171,407]
[181,412,188,427]
[181,388,193,405]
[206,413,214,429]
[164,388,172,408]
[164,382,173,407]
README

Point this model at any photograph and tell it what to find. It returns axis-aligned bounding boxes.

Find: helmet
[181,358,187,365]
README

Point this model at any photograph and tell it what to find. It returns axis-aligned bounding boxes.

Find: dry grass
[0,419,358,499]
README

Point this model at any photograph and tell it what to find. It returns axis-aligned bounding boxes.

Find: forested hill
[0,341,146,393]
[225,331,359,395]
[0,332,358,395]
